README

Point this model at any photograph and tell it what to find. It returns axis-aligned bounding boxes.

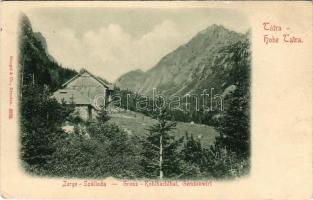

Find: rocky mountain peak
[115,25,249,97]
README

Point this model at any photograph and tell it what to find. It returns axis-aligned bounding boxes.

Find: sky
[27,8,249,82]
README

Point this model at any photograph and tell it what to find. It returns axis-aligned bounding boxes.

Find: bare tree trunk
[159,133,163,180]
[32,73,35,85]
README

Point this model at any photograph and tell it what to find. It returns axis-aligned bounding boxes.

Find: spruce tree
[181,132,204,167]
[215,39,250,159]
[141,109,183,179]
[20,84,74,171]
[215,85,249,159]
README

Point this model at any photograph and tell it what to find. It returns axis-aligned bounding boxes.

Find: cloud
[44,20,190,82]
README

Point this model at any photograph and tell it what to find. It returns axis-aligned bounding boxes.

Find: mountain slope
[19,14,77,90]
[33,32,56,62]
[115,25,250,97]
[115,69,145,90]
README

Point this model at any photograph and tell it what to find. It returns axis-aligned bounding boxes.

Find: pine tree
[141,109,183,179]
[181,132,203,166]
[214,39,250,159]
[175,132,206,179]
[20,84,74,171]
[215,85,250,159]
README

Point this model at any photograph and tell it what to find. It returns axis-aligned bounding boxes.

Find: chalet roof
[52,89,96,108]
[62,68,114,90]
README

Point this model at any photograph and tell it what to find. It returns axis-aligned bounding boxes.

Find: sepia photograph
[18,7,251,180]
[0,1,312,199]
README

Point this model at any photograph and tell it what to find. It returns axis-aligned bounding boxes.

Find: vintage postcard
[0,1,312,199]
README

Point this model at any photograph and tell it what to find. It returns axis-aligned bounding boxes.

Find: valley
[109,111,218,147]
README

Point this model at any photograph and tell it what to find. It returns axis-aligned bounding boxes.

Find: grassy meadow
[109,111,218,147]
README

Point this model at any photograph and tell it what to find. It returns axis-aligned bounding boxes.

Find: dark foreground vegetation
[19,14,250,179]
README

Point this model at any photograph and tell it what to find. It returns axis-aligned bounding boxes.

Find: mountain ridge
[19,14,77,90]
[115,24,249,97]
